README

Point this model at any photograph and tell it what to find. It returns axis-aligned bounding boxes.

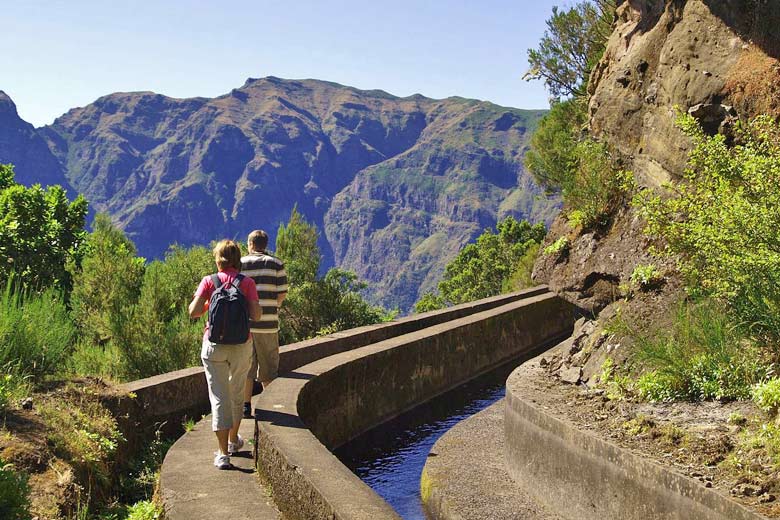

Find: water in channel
[333,357,527,519]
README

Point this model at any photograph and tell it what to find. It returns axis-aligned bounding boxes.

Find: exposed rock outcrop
[0,91,68,189]
[534,0,780,313]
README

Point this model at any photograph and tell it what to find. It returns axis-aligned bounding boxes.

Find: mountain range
[0,77,558,311]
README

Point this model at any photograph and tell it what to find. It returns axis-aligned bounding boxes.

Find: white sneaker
[228,434,244,455]
[214,452,232,470]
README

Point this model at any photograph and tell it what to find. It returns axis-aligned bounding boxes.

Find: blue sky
[3,0,565,127]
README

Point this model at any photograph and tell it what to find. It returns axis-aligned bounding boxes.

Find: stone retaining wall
[113,287,548,450]
[254,293,575,520]
[504,358,764,520]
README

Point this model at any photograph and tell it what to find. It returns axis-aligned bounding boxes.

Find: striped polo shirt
[240,251,288,333]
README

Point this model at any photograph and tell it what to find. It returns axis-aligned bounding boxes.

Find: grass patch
[38,384,123,498]
[621,300,771,402]
[0,459,30,520]
[0,369,31,414]
[0,283,75,381]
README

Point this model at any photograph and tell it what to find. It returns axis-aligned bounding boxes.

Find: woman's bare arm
[189,296,207,318]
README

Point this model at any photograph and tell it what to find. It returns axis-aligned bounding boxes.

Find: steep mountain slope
[534,0,780,311]
[0,91,68,189]
[32,77,555,310]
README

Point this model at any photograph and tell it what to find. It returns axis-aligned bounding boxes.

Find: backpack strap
[210,274,222,289]
[231,273,245,290]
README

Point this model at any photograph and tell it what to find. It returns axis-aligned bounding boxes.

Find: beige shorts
[248,332,280,382]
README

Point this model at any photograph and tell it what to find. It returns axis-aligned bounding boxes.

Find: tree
[524,98,588,192]
[276,206,320,284]
[0,164,87,292]
[69,213,145,346]
[416,217,546,310]
[275,209,393,344]
[525,0,616,100]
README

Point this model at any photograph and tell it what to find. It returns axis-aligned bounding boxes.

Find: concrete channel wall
[254,293,576,520]
[113,287,548,449]
[504,362,764,520]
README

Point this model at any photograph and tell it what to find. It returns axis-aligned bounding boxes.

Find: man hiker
[241,229,288,418]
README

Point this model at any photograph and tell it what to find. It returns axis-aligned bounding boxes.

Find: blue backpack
[207,274,249,344]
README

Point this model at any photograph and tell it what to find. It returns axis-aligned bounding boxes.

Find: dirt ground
[527,341,780,518]
[0,378,122,519]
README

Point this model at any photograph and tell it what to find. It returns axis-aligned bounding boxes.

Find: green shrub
[39,387,123,492]
[636,114,780,343]
[281,269,394,343]
[728,421,780,470]
[630,300,770,401]
[635,371,679,403]
[728,412,747,426]
[544,236,569,256]
[526,102,628,231]
[597,358,633,400]
[120,429,174,504]
[414,292,446,313]
[752,378,780,416]
[629,264,663,290]
[412,217,546,312]
[0,370,30,413]
[70,213,145,349]
[70,238,213,381]
[126,500,162,520]
[0,281,76,380]
[502,242,541,292]
[564,140,629,228]
[0,459,30,520]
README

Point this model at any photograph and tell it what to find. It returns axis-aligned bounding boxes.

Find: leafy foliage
[629,264,663,290]
[126,500,162,520]
[752,378,780,416]
[525,103,628,228]
[0,459,30,520]
[525,0,615,99]
[636,115,780,342]
[543,236,569,256]
[111,245,212,379]
[69,216,213,380]
[414,292,447,314]
[282,269,393,342]
[415,217,546,311]
[0,164,87,292]
[524,2,625,230]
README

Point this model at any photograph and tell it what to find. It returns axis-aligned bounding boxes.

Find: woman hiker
[188,239,262,469]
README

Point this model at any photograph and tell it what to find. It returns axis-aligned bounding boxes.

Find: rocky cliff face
[0,78,556,311]
[0,91,68,189]
[533,0,780,312]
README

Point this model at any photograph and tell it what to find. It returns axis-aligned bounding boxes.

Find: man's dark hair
[248,230,269,253]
